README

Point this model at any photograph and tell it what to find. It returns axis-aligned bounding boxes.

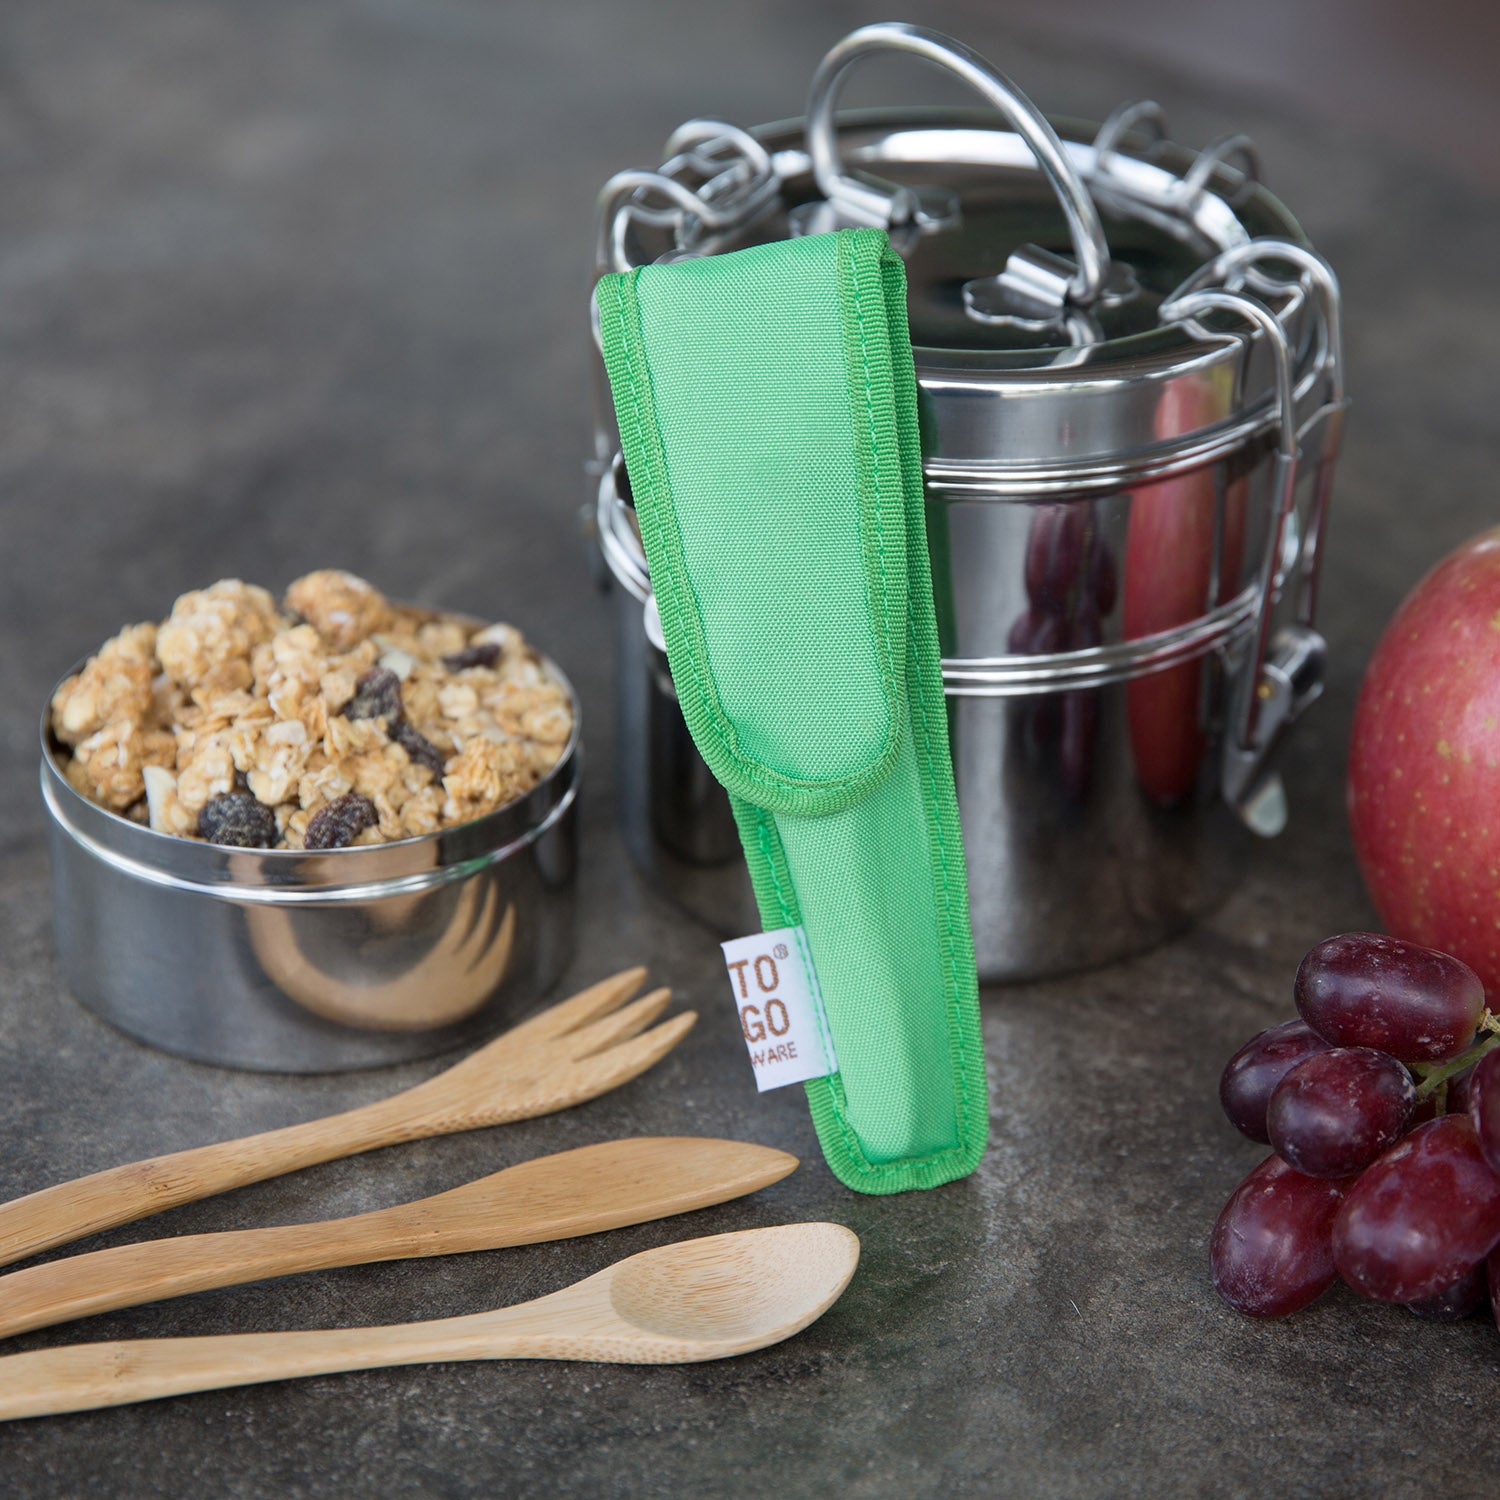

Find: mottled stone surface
[0,2,1497,1496]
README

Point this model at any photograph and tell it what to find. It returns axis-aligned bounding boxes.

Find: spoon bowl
[605,1223,859,1350]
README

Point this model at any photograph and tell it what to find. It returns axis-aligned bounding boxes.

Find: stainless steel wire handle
[595,170,727,275]
[1173,238,1345,408]
[1091,100,1168,166]
[1177,134,1263,208]
[798,22,1113,314]
[593,121,778,276]
[661,120,774,189]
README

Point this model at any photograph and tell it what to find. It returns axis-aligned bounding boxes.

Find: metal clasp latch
[1225,624,1327,836]
[1159,240,1346,836]
[963,248,1139,344]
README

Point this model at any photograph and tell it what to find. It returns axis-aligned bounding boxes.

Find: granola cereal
[50,622,159,745]
[50,572,573,848]
[284,570,392,653]
[156,581,281,696]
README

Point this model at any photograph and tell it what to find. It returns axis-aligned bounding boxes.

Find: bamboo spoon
[0,968,692,1269]
[0,1137,797,1341]
[0,1223,859,1421]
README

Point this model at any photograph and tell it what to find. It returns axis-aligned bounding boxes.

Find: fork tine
[565,987,673,1059]
[556,1010,698,1105]
[465,901,516,994]
[452,879,501,969]
[499,967,650,1048]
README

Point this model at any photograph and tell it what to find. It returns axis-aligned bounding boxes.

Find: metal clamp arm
[1157,284,1321,826]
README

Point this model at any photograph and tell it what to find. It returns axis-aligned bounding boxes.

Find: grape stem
[1412,1018,1500,1101]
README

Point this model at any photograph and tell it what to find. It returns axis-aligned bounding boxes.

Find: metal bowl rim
[39,641,582,893]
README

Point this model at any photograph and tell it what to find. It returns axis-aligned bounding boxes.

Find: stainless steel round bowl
[39,660,580,1072]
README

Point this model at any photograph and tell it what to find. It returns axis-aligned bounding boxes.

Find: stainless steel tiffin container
[590,23,1347,983]
[40,656,580,1071]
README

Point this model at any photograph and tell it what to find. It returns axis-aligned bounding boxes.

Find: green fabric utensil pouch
[596,227,988,1194]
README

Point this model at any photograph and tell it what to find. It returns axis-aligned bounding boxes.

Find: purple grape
[1023,504,1087,609]
[1448,1063,1478,1116]
[1295,932,1486,1065]
[1006,606,1066,657]
[1067,601,1102,654]
[1060,690,1097,804]
[1266,1047,1414,1179]
[1407,1092,1442,1128]
[1466,1046,1500,1174]
[1405,1260,1487,1321]
[1210,1154,1352,1317]
[1333,1114,1500,1303]
[1489,1245,1500,1332]
[1053,606,1101,799]
[1220,1020,1333,1144]
[1087,534,1117,616]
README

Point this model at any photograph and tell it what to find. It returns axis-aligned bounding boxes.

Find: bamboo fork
[0,968,692,1270]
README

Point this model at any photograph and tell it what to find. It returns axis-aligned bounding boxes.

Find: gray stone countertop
[0,3,1497,1496]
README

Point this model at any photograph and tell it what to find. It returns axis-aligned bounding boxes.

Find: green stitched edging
[595,262,904,819]
[807,234,984,1193]
[835,230,909,716]
[874,239,988,1187]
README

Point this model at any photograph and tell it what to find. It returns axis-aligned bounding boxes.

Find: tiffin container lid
[598,23,1344,494]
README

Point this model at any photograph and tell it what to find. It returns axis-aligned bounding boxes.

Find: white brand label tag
[720,926,837,1092]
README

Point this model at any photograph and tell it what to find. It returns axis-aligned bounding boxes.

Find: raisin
[395,720,448,777]
[343,664,445,778]
[304,793,379,850]
[198,793,277,848]
[441,643,501,672]
[345,666,403,723]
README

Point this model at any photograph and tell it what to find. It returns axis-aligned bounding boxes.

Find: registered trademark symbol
[773,943,789,960]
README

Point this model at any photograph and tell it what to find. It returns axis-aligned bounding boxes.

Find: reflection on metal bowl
[245,885,517,1032]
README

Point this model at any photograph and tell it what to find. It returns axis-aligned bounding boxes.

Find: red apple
[1123,380,1247,806]
[1348,527,1500,993]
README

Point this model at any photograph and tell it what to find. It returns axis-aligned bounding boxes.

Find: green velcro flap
[597,233,907,816]
[597,227,988,1195]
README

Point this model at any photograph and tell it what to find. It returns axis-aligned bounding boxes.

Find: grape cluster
[1008,504,1115,801]
[1212,932,1500,1323]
